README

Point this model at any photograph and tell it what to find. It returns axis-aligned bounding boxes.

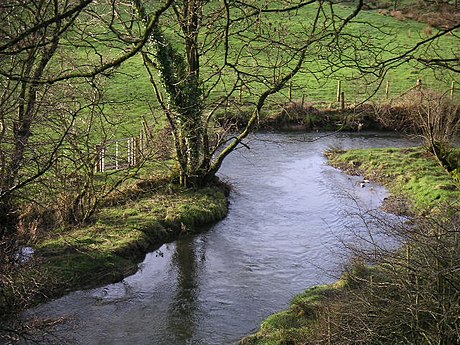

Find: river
[25,132,418,345]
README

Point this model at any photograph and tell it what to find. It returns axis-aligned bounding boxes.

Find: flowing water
[26,132,418,345]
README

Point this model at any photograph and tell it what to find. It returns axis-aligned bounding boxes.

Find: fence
[95,122,153,172]
[284,78,457,109]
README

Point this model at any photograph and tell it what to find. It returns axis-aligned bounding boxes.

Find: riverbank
[1,176,229,316]
[327,146,460,214]
[218,102,383,132]
[240,146,460,344]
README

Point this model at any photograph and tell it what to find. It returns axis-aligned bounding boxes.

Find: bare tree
[0,0,176,237]
[129,0,365,186]
[0,1,173,341]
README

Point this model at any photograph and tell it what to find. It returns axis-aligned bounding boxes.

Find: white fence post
[127,138,131,166]
[100,146,105,172]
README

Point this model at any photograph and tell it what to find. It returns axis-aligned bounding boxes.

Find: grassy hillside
[98,2,458,136]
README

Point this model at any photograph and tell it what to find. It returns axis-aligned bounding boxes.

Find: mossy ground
[327,146,460,213]
[27,176,228,301]
[239,283,345,345]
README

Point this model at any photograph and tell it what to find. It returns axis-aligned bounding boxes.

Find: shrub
[375,88,460,150]
[313,206,460,344]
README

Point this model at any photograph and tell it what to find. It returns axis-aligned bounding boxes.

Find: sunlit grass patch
[239,284,340,345]
[327,146,460,212]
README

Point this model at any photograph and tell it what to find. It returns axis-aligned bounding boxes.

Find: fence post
[336,80,341,102]
[130,138,134,166]
[95,145,100,172]
[100,146,105,172]
[142,120,150,146]
[289,80,293,102]
[451,81,455,100]
[416,79,422,89]
[140,130,144,155]
[115,141,119,170]
[340,91,345,110]
[127,138,131,166]
[135,136,140,164]
[386,80,390,99]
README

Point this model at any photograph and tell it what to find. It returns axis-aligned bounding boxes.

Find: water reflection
[167,237,201,343]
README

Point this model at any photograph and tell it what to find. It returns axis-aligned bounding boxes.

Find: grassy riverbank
[240,146,460,345]
[2,175,228,313]
[328,146,460,213]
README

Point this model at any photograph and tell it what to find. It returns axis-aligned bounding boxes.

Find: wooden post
[336,80,341,102]
[416,79,422,89]
[385,80,390,99]
[289,80,292,102]
[140,130,144,154]
[132,138,136,166]
[239,86,243,103]
[95,145,100,172]
[135,137,140,164]
[127,138,131,166]
[115,141,119,170]
[142,120,150,145]
[451,81,455,100]
[131,138,135,165]
[340,91,345,110]
[132,138,135,165]
[301,94,305,107]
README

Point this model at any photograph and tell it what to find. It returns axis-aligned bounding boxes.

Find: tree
[131,0,365,187]
[0,0,177,236]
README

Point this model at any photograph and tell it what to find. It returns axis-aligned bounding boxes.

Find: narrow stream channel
[26,132,418,345]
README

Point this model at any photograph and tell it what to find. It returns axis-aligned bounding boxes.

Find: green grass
[85,3,458,136]
[327,146,460,212]
[239,284,343,345]
[31,178,228,295]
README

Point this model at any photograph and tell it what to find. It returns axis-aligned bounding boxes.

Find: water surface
[27,132,417,344]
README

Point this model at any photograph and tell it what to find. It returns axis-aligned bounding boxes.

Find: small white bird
[360,179,370,188]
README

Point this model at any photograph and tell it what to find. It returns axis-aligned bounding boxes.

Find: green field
[94,2,458,137]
